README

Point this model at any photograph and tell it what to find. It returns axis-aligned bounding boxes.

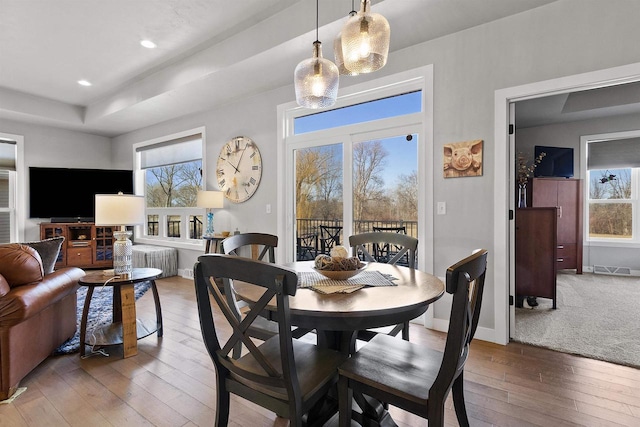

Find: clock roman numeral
[219,179,226,188]
[252,165,259,170]
[217,169,225,176]
[249,177,256,185]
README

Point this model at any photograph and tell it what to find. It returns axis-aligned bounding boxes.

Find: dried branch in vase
[517,151,546,185]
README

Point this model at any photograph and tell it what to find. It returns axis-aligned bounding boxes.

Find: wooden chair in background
[349,232,419,341]
[222,233,309,355]
[194,254,346,426]
[222,232,277,262]
[337,249,489,427]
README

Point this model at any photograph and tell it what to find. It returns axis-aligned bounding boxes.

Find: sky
[294,91,420,188]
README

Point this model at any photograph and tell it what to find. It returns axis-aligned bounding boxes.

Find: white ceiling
[0,0,562,137]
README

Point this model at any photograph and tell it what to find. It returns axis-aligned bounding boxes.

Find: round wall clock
[216,136,263,203]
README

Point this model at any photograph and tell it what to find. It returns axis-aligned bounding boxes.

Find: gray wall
[112,0,640,334]
[517,112,640,270]
[0,118,112,240]
[5,0,640,340]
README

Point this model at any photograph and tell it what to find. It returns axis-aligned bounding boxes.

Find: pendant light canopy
[334,1,358,76]
[294,0,339,109]
[341,0,390,74]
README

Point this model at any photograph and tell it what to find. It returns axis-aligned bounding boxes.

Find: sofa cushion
[23,237,64,274]
[0,273,9,297]
[0,244,44,287]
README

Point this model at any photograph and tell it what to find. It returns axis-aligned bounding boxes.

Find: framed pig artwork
[443,139,483,178]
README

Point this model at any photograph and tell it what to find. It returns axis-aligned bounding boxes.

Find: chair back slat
[222,232,278,262]
[433,249,487,396]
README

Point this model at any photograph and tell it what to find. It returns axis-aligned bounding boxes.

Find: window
[588,168,636,240]
[134,129,205,246]
[0,138,17,243]
[585,134,640,243]
[281,67,434,268]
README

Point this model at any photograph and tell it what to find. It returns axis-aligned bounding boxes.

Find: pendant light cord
[315,0,319,43]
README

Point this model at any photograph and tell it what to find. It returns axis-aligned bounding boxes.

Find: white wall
[12,0,639,343]
[0,118,112,240]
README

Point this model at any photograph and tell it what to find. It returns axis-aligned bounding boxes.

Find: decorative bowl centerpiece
[312,267,364,281]
[313,245,365,280]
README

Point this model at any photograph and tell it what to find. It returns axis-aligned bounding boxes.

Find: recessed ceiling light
[140,40,156,49]
[77,80,92,86]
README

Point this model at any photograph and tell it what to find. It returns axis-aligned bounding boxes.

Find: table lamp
[95,192,145,278]
[197,190,224,237]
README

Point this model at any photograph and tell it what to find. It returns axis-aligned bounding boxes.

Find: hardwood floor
[2,275,639,426]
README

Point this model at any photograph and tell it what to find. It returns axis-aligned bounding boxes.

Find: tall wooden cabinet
[528,177,583,273]
[515,207,557,308]
[40,222,117,269]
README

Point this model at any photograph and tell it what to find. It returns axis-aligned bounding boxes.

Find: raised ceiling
[0,0,561,137]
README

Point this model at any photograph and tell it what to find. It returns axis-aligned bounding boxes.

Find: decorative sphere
[330,245,349,259]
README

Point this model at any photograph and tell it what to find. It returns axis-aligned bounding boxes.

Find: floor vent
[593,265,632,276]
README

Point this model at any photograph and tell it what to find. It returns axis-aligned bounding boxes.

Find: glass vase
[518,183,527,208]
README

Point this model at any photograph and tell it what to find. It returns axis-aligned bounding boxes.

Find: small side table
[79,267,163,358]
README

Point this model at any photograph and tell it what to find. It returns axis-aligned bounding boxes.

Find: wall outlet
[437,202,446,215]
[266,204,271,214]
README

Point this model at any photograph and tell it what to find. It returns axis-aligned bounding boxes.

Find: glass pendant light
[334,1,358,76]
[341,0,390,74]
[294,0,339,109]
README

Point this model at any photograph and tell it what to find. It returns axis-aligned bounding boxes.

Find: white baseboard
[431,318,498,344]
[179,268,194,279]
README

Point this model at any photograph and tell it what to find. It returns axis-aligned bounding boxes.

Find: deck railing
[296,218,418,260]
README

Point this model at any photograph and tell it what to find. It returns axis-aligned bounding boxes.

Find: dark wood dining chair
[222,232,277,262]
[222,233,309,356]
[337,249,488,427]
[194,254,347,426]
[349,231,419,341]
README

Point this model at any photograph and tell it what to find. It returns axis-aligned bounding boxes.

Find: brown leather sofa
[0,243,85,400]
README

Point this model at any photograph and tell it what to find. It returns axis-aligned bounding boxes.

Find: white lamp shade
[341,0,390,74]
[294,41,339,109]
[95,193,145,226]
[197,190,224,208]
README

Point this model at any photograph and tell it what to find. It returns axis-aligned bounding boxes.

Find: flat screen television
[29,167,134,221]
[533,145,574,178]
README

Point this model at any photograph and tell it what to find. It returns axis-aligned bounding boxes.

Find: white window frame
[133,127,206,250]
[277,66,434,274]
[0,132,24,243]
[581,130,640,247]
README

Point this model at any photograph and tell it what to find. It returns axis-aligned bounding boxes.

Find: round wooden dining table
[232,261,445,355]
[233,260,444,425]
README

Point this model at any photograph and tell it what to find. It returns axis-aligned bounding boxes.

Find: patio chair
[319,225,342,254]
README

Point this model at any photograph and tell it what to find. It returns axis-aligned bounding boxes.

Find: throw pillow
[0,244,44,286]
[24,236,64,274]
[0,273,9,297]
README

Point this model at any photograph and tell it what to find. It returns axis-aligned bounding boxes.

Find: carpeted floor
[54,281,152,355]
[513,271,640,368]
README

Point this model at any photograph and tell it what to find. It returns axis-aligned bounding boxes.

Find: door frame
[493,62,640,344]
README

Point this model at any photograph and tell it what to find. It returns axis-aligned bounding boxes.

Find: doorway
[492,62,640,345]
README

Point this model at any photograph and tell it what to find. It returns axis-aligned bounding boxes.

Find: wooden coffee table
[78,267,163,358]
